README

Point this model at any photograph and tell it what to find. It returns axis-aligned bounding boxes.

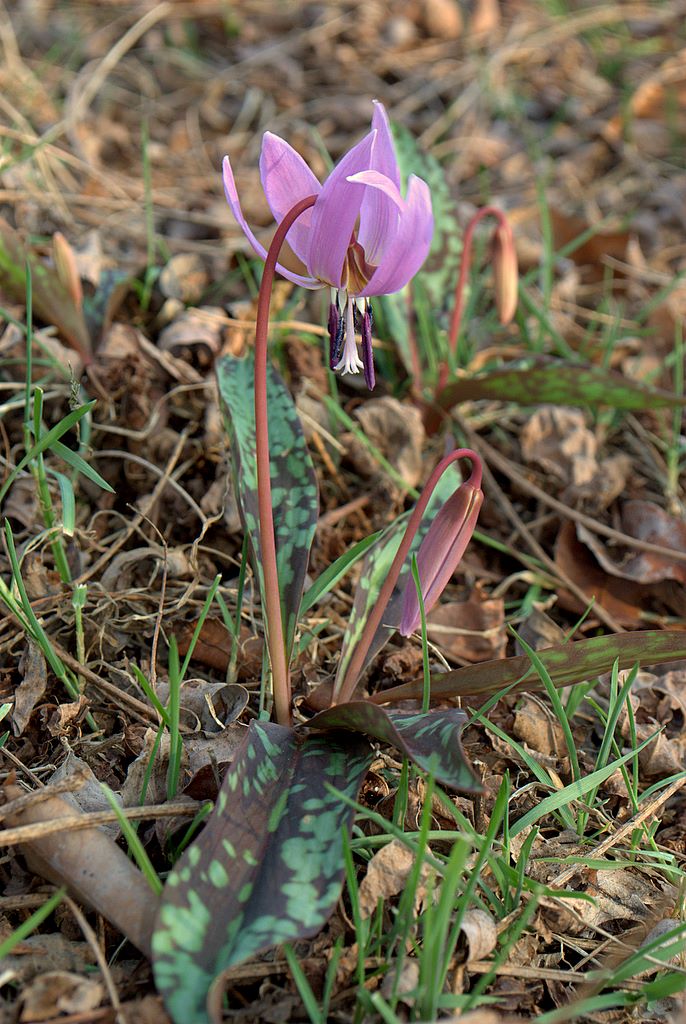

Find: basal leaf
[305,702,481,793]
[370,629,686,704]
[217,353,318,660]
[153,720,372,1024]
[438,360,686,411]
[335,461,461,689]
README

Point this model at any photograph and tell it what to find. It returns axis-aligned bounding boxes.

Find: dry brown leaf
[2,782,158,956]
[427,587,506,662]
[19,970,104,1022]
[12,641,47,736]
[159,253,208,304]
[577,501,686,585]
[421,0,463,38]
[358,839,429,919]
[461,908,498,962]
[157,306,224,368]
[521,407,630,508]
[50,752,122,840]
[513,695,566,759]
[175,617,264,678]
[554,520,646,627]
[550,209,630,281]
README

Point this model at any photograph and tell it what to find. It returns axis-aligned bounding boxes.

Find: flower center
[341,237,375,295]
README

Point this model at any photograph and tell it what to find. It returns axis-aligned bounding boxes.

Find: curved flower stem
[436,206,512,393]
[255,194,317,727]
[333,448,482,707]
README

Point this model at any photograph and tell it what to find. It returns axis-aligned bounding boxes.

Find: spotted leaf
[217,353,318,659]
[335,460,461,690]
[305,702,481,793]
[153,720,372,1024]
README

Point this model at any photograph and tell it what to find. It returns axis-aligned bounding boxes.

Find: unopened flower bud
[52,231,83,311]
[400,454,483,636]
[492,219,518,325]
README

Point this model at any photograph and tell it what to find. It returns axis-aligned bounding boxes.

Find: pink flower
[222,101,433,389]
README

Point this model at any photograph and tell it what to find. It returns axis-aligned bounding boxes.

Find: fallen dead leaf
[159,253,208,304]
[554,520,646,626]
[513,694,566,759]
[2,782,158,956]
[19,970,104,1022]
[550,209,630,282]
[12,640,47,736]
[577,500,686,585]
[358,838,429,919]
[521,406,630,507]
[460,908,498,962]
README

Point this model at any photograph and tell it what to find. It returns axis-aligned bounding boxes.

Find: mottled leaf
[0,219,91,361]
[153,721,372,1024]
[217,353,318,659]
[370,629,686,704]
[438,361,686,411]
[335,461,461,688]
[305,702,481,793]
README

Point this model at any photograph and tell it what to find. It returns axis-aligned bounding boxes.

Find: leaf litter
[0,1,686,1022]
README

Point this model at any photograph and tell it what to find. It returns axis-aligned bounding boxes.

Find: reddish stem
[333,448,482,706]
[436,205,511,392]
[255,195,317,727]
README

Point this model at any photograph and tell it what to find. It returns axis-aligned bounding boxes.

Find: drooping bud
[360,302,375,390]
[399,454,483,636]
[492,218,518,325]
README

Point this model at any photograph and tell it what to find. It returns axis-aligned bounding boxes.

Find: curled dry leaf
[50,752,122,840]
[427,587,506,663]
[521,406,630,507]
[19,970,104,1022]
[159,253,208,304]
[459,908,498,962]
[577,500,686,585]
[157,306,224,368]
[2,783,158,957]
[175,617,264,679]
[12,640,48,736]
[554,520,646,627]
[358,838,430,919]
[512,695,566,759]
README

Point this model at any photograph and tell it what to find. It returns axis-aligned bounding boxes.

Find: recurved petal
[259,132,321,265]
[370,101,400,188]
[400,484,483,637]
[307,130,376,288]
[362,174,433,296]
[222,156,320,289]
[349,169,403,268]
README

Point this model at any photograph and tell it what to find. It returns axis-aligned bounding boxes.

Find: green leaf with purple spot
[370,629,686,704]
[152,720,372,1024]
[217,353,318,660]
[438,360,686,411]
[304,702,481,793]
